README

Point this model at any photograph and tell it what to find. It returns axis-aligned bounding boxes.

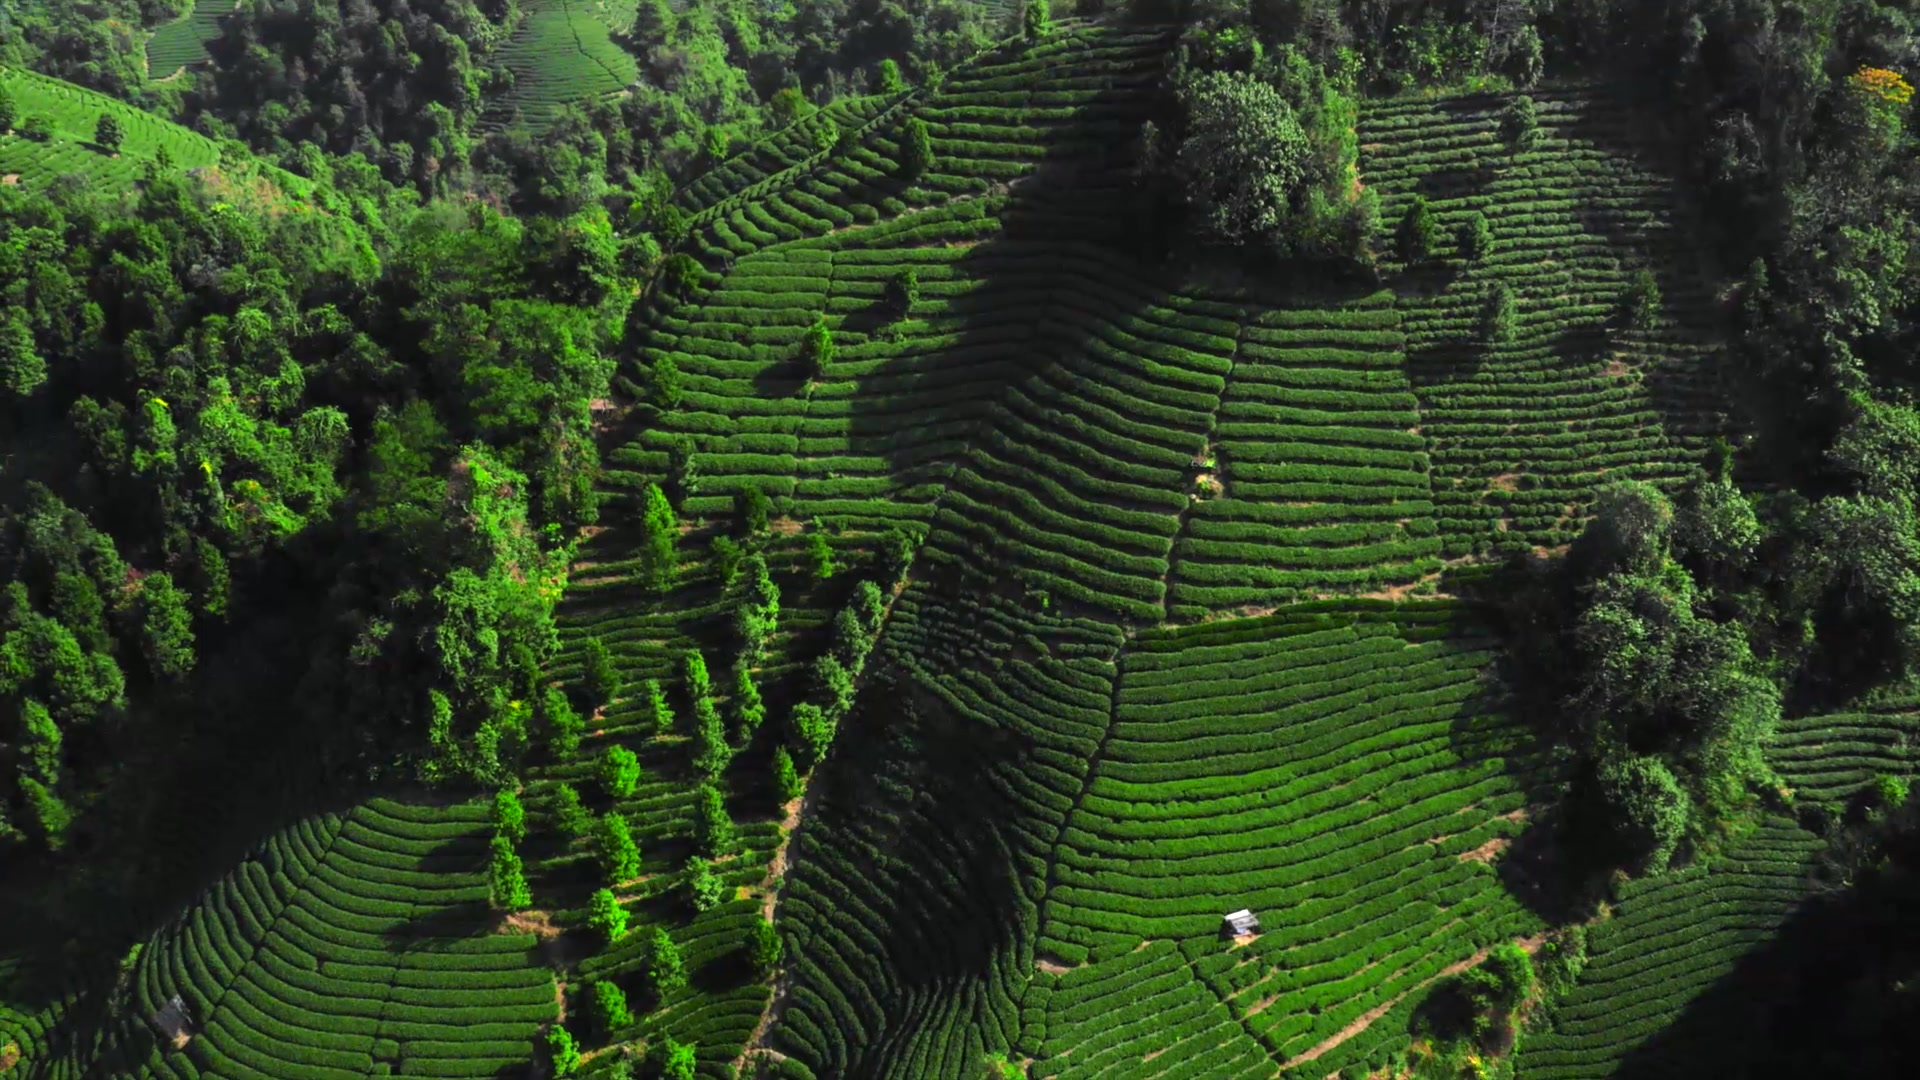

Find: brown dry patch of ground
[1488,473,1522,492]
[1,1041,20,1070]
[1457,836,1512,863]
[1603,359,1634,377]
[189,165,298,218]
[1035,955,1077,976]
[768,517,806,536]
[0,175,17,185]
[1532,543,1572,559]
[498,909,562,939]
[1291,934,1550,1071]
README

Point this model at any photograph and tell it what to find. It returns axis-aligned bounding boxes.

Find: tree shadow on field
[838,59,1169,497]
[1440,560,1605,926]
[1596,848,1917,1078]
[1555,87,1736,467]
[780,647,1035,1076]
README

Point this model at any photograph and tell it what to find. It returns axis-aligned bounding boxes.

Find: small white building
[1222,909,1260,937]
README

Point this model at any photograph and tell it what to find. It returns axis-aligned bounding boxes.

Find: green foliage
[877,58,906,95]
[1396,194,1440,263]
[487,832,531,910]
[806,531,836,582]
[0,307,44,399]
[650,354,683,411]
[1673,476,1762,572]
[595,812,641,885]
[1597,753,1692,871]
[649,1034,697,1080]
[692,782,734,857]
[491,787,527,844]
[545,1025,580,1078]
[1456,210,1493,262]
[1023,0,1053,42]
[136,572,196,682]
[598,744,641,799]
[738,486,773,536]
[773,745,803,803]
[791,702,835,769]
[93,114,125,153]
[693,693,729,779]
[733,553,780,664]
[1481,282,1517,343]
[683,648,711,702]
[586,885,630,944]
[879,528,916,586]
[1622,268,1662,332]
[901,117,934,181]
[639,482,679,593]
[18,775,70,850]
[19,115,50,142]
[645,927,686,996]
[1876,773,1909,808]
[553,782,590,838]
[748,915,783,973]
[586,979,632,1034]
[543,687,584,760]
[686,855,727,912]
[579,634,618,711]
[730,660,764,742]
[0,85,14,134]
[1173,70,1310,244]
[1502,94,1539,147]
[799,315,835,381]
[643,677,674,736]
[887,267,920,313]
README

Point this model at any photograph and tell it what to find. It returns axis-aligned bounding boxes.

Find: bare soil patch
[1458,836,1512,863]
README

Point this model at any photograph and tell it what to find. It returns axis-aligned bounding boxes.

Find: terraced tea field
[483,0,638,131]
[76,799,555,1078]
[1361,87,1729,558]
[145,0,233,81]
[0,67,220,187]
[3,18,1886,1080]
[1513,819,1824,1079]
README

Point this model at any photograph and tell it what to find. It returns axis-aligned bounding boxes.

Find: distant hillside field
[485,0,639,131]
[0,67,220,186]
[145,0,233,81]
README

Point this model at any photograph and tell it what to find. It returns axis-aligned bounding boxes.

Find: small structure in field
[149,993,194,1049]
[1222,909,1260,939]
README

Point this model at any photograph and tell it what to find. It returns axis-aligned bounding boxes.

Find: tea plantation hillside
[0,67,219,186]
[482,0,638,132]
[16,799,558,1079]
[144,0,232,81]
[5,8,1914,1080]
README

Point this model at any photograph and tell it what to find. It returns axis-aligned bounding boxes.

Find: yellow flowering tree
[1844,65,1914,148]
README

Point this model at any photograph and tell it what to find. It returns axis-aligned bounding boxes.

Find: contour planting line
[1159,307,1250,625]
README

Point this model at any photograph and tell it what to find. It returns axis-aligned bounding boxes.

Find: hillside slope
[0,19,1821,1080]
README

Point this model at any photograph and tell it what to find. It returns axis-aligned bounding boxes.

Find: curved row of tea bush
[1513,818,1823,1078]
[1020,938,1269,1080]
[91,798,556,1079]
[1361,85,1727,557]
[773,585,1126,1078]
[1169,288,1445,616]
[1035,602,1548,1072]
[1769,694,1920,804]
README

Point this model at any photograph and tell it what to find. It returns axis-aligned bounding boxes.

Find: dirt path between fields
[1289,933,1549,1072]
